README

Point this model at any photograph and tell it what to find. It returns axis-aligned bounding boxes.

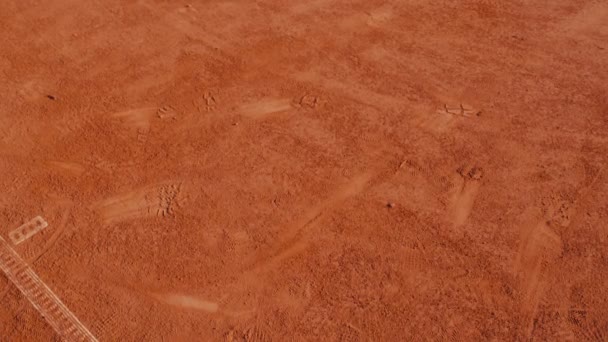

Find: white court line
[9,216,48,245]
[0,236,98,341]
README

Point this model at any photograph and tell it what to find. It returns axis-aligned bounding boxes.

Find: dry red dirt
[1,0,607,341]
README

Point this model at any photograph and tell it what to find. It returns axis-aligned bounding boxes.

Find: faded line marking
[0,236,98,341]
[9,216,48,245]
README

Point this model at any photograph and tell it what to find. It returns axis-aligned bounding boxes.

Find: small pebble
[387,202,395,209]
[46,95,56,100]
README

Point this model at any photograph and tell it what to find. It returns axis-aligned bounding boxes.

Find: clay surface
[1,0,607,340]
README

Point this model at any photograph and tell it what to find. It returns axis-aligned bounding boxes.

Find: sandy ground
[1,0,607,341]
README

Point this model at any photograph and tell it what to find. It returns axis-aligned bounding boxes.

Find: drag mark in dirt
[111,107,157,129]
[148,290,255,318]
[9,216,48,245]
[0,236,97,341]
[16,79,48,102]
[93,189,151,224]
[396,158,456,211]
[449,166,483,227]
[163,9,230,54]
[238,98,293,120]
[151,292,219,313]
[293,70,405,111]
[413,108,455,132]
[47,161,85,177]
[250,173,371,272]
[111,107,159,146]
[93,183,183,224]
[515,219,563,338]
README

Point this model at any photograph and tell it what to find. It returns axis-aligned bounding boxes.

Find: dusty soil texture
[1,0,608,341]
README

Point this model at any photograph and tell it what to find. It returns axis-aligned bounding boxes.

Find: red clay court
[1,1,607,341]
